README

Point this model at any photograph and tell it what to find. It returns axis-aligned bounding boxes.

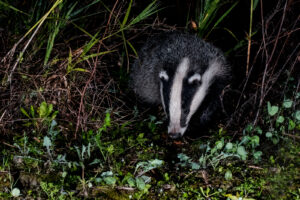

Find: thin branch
[75,0,119,137]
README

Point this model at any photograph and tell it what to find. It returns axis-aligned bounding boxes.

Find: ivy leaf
[11,188,20,197]
[191,162,200,170]
[103,177,116,185]
[283,99,293,108]
[136,177,146,190]
[295,110,300,121]
[253,151,262,161]
[266,132,272,138]
[276,116,284,123]
[237,146,247,160]
[225,142,233,150]
[267,102,278,116]
[225,170,232,181]
[288,120,296,130]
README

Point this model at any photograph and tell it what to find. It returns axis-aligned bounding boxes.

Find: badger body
[130,32,230,139]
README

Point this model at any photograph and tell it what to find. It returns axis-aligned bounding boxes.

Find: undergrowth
[0,0,299,199]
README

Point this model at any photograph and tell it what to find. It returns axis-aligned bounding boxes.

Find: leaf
[251,135,260,147]
[101,171,113,177]
[11,188,20,197]
[30,105,35,118]
[288,120,296,130]
[20,107,30,118]
[267,102,278,116]
[191,162,200,170]
[295,110,300,121]
[225,142,233,150]
[225,170,232,181]
[237,146,247,160]
[43,136,52,148]
[72,68,89,72]
[283,99,293,108]
[39,101,48,118]
[127,177,135,187]
[266,132,272,138]
[129,1,159,26]
[136,177,146,190]
[253,151,262,161]
[141,175,151,183]
[103,177,116,185]
[276,116,285,123]
[121,0,133,27]
[215,139,224,150]
[177,153,190,162]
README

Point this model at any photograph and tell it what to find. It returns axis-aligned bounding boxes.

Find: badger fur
[130,32,230,139]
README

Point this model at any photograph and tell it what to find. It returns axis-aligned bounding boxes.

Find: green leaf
[267,102,278,116]
[127,177,135,187]
[136,177,146,190]
[72,68,89,72]
[129,1,159,26]
[276,116,284,123]
[20,107,30,118]
[191,162,200,170]
[283,99,293,108]
[225,170,232,181]
[11,188,20,197]
[121,0,133,27]
[237,146,247,160]
[43,136,52,148]
[288,120,296,130]
[295,110,300,121]
[255,126,262,134]
[225,142,233,150]
[215,139,224,150]
[39,101,48,118]
[103,177,116,185]
[266,132,272,138]
[253,151,262,161]
[178,153,190,162]
[30,105,35,118]
[251,135,260,147]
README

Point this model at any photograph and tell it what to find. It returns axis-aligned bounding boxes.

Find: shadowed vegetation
[0,0,299,199]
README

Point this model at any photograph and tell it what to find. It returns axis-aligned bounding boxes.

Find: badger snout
[168,124,187,139]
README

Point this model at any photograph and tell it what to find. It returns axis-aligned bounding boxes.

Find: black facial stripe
[180,78,201,127]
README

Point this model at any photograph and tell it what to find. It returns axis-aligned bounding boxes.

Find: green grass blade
[121,0,133,27]
[129,1,159,26]
[0,1,29,15]
[205,1,238,38]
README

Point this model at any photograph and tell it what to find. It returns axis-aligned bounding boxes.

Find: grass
[0,0,299,199]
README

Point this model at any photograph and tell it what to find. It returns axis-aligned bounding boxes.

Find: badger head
[159,57,226,139]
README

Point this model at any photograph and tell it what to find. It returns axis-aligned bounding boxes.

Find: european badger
[130,32,230,139]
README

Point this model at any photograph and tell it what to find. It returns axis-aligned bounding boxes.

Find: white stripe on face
[188,73,201,84]
[186,59,224,124]
[159,70,169,81]
[168,57,189,135]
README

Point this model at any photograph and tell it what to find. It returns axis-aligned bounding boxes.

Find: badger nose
[168,132,181,139]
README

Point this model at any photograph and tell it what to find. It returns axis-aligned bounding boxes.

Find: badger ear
[159,70,169,81]
[188,73,201,84]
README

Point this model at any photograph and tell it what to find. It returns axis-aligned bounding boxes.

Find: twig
[7,20,44,84]
[283,133,300,140]
[116,186,135,191]
[0,110,6,123]
[253,0,287,126]
[75,0,119,137]
[246,0,254,76]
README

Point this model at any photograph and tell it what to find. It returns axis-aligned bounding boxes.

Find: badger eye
[188,73,201,84]
[159,70,169,81]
